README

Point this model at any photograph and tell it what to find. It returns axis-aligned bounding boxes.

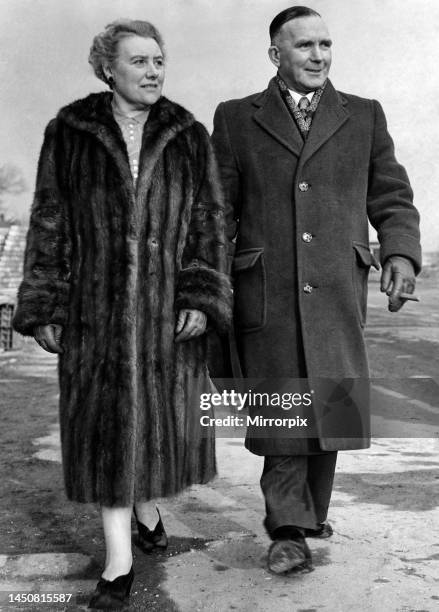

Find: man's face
[269,16,332,93]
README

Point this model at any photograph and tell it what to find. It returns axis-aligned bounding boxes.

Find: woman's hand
[175,309,207,342]
[34,324,64,354]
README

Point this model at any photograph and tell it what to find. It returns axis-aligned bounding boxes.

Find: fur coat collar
[57,92,197,199]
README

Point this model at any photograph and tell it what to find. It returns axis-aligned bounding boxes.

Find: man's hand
[34,324,64,354]
[380,256,416,312]
[175,309,207,342]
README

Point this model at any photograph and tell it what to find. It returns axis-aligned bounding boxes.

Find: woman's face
[108,35,165,110]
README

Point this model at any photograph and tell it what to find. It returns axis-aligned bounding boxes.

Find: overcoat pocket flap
[233,248,264,273]
[353,242,380,270]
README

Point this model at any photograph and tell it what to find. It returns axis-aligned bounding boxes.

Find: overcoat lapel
[252,79,303,157]
[252,78,350,162]
[301,80,350,164]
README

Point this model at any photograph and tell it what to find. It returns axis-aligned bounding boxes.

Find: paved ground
[0,279,438,611]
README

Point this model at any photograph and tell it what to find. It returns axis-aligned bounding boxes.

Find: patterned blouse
[112,103,149,182]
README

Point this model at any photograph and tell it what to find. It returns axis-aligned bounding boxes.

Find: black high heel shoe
[88,566,134,610]
[134,506,168,553]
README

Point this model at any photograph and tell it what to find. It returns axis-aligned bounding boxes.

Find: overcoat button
[302,232,313,243]
[303,283,313,294]
[298,181,309,192]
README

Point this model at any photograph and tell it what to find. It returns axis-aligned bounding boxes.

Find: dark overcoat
[13,93,232,506]
[212,78,421,454]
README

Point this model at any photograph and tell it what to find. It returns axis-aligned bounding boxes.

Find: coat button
[298,181,309,192]
[303,283,313,294]
[302,232,313,243]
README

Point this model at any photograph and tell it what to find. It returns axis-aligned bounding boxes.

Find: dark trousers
[260,452,338,536]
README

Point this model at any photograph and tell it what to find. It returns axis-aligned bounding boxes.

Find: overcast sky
[1,0,438,250]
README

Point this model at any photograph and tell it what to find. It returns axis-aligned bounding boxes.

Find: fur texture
[13,93,232,506]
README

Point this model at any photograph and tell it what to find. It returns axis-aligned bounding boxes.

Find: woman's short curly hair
[89,19,165,86]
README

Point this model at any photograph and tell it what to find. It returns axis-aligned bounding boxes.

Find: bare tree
[0,164,27,223]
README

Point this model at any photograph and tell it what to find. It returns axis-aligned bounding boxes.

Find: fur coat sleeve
[175,122,232,332]
[13,120,72,336]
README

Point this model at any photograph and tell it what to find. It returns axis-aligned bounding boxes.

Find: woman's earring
[107,76,114,85]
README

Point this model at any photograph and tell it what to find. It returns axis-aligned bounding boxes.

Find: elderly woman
[13,19,231,609]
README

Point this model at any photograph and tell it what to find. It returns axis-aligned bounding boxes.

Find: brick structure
[0,224,27,350]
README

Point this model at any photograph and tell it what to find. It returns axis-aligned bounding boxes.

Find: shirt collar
[287,89,314,106]
[111,101,150,127]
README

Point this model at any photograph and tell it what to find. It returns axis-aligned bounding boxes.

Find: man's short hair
[269,6,321,42]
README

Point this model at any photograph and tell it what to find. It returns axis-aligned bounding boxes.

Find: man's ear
[268,45,280,68]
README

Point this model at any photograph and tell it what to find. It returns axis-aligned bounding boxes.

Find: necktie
[298,96,310,120]
[276,75,326,138]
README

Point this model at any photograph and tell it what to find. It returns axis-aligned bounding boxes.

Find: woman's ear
[103,64,113,82]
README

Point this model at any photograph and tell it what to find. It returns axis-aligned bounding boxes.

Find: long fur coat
[13,92,232,506]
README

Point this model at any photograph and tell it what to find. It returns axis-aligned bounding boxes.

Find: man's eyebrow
[294,37,332,46]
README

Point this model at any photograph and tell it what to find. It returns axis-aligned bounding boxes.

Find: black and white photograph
[0,1,438,610]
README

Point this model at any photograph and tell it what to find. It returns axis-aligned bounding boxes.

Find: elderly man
[212,6,421,574]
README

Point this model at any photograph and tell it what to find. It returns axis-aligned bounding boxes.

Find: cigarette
[399,293,419,302]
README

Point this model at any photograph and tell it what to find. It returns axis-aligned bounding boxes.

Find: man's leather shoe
[304,522,333,539]
[267,536,312,574]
